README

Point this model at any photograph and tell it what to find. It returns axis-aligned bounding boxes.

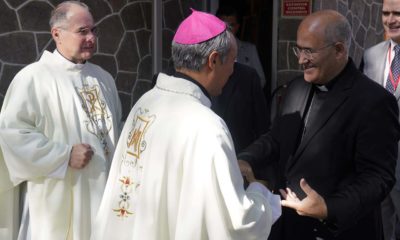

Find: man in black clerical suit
[238,10,400,240]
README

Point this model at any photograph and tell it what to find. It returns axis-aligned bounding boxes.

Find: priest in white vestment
[0,2,122,239]
[92,9,280,240]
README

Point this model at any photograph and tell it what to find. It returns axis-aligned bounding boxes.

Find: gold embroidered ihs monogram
[113,109,155,218]
[77,84,112,157]
[127,115,151,159]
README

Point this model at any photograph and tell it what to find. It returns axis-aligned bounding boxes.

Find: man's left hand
[280,178,328,220]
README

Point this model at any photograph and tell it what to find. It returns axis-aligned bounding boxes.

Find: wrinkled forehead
[383,0,400,11]
[298,17,328,41]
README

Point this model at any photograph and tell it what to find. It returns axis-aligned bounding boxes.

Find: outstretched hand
[280,178,328,220]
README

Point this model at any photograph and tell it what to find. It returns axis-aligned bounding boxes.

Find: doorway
[218,0,275,96]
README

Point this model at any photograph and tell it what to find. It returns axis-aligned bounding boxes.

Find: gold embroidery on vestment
[113,108,156,218]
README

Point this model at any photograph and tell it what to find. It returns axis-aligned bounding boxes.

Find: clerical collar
[314,85,329,92]
[173,71,211,100]
[314,75,336,92]
[313,58,352,92]
[54,49,86,66]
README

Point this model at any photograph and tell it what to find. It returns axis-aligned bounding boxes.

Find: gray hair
[324,16,352,50]
[49,1,89,29]
[171,30,233,71]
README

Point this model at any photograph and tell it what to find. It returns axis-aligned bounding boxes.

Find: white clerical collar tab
[315,85,329,92]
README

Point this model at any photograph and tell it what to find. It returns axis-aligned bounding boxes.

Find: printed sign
[282,0,312,18]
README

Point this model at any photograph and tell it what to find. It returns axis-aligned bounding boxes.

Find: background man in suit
[361,0,400,239]
[211,62,269,153]
[211,62,270,181]
[238,10,400,240]
[216,4,266,88]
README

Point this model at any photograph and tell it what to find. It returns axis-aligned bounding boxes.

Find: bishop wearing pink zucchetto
[91,9,281,240]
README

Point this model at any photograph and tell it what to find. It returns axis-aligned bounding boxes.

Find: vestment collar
[155,73,211,108]
[39,50,87,72]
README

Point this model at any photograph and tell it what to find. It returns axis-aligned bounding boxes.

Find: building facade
[0,0,384,119]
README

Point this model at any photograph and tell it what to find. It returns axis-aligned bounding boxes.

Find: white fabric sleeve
[247,182,282,224]
[47,155,70,179]
[0,73,71,185]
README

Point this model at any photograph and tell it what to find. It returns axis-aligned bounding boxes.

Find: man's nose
[86,32,97,41]
[388,13,396,24]
[298,52,309,64]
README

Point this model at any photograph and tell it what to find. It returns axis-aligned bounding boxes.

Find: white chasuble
[92,73,280,240]
[0,149,19,240]
[0,50,122,240]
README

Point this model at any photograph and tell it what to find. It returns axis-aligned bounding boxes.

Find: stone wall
[0,0,201,120]
[276,0,384,88]
[0,0,385,119]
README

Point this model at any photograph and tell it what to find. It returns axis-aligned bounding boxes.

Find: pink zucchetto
[173,8,227,45]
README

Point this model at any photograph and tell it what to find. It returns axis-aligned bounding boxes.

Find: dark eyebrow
[382,10,400,15]
[77,26,96,30]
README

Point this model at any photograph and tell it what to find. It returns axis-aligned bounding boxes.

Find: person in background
[361,0,400,239]
[211,62,270,181]
[0,1,122,239]
[216,4,266,89]
[239,10,400,240]
[91,9,280,240]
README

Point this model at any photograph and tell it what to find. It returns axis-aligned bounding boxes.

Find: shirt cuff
[247,182,282,223]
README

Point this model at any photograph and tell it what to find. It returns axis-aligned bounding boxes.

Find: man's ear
[334,42,346,58]
[208,51,219,69]
[51,27,60,42]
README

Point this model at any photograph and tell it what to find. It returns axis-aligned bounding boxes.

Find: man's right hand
[69,143,94,169]
[238,160,256,183]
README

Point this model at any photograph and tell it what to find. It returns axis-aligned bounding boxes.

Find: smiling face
[296,27,335,84]
[51,5,96,63]
[296,12,347,85]
[383,0,400,43]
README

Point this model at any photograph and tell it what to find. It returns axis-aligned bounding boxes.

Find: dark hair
[216,4,243,24]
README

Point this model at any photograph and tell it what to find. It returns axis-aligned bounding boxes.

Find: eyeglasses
[60,26,98,37]
[292,43,335,59]
[76,27,98,36]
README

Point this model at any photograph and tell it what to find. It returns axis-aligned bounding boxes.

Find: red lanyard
[388,45,400,90]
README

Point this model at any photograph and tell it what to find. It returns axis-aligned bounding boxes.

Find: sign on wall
[281,0,312,18]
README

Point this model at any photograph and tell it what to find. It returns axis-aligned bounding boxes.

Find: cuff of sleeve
[247,182,282,223]
[47,146,71,179]
[237,152,256,167]
[48,158,69,179]
[323,198,346,235]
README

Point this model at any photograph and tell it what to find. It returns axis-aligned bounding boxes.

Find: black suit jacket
[239,59,400,239]
[211,62,269,152]
[211,63,270,179]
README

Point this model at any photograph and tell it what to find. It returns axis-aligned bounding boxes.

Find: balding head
[50,1,96,64]
[296,10,351,85]
[299,10,352,52]
[49,1,89,29]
